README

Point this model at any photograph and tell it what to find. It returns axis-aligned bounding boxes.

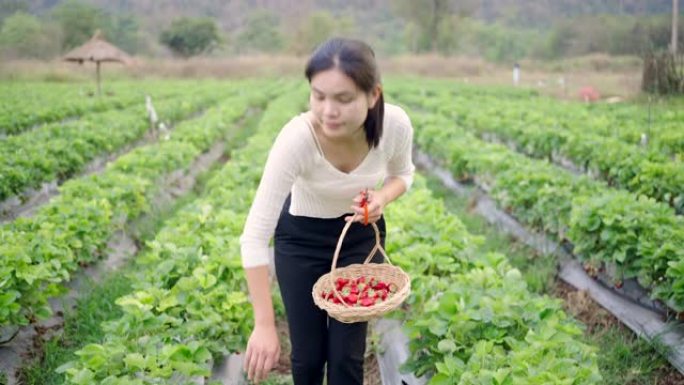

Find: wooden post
[96,61,102,97]
[674,0,679,55]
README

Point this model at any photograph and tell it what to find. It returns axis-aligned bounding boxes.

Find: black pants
[274,195,385,385]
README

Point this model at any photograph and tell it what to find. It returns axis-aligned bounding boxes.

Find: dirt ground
[1,54,644,101]
[554,281,684,385]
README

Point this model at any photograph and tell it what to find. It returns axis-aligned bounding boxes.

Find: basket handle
[329,214,392,307]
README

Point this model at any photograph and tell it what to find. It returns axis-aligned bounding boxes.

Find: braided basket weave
[312,215,410,323]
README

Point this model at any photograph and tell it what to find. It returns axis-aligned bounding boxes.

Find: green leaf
[158,294,178,311]
[428,373,452,385]
[0,291,19,307]
[437,339,457,353]
[428,318,448,337]
[493,369,512,385]
[34,304,52,320]
[586,215,601,232]
[55,360,77,373]
[71,368,95,385]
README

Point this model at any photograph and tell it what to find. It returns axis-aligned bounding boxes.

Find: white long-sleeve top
[239,103,415,268]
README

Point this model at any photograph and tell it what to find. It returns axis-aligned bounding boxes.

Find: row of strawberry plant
[57,84,306,385]
[382,177,602,384]
[403,107,684,313]
[388,78,684,157]
[0,80,281,328]
[387,81,684,214]
[0,83,233,203]
[0,80,192,135]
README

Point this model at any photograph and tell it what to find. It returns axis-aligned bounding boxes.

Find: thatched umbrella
[63,30,133,96]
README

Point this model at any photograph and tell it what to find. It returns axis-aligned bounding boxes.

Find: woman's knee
[291,352,326,377]
[327,343,365,368]
[326,321,367,381]
[326,350,364,385]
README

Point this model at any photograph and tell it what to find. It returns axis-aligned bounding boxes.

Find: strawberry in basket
[321,276,398,307]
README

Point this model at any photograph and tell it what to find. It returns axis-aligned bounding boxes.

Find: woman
[240,37,415,385]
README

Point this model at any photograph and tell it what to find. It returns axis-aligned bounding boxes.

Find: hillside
[16,0,677,33]
[0,0,679,59]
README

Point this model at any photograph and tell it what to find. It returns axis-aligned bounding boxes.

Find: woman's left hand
[346,189,386,224]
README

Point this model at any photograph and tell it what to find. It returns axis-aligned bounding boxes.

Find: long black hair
[305,38,384,148]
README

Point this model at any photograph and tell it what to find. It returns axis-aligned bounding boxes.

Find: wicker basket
[312,214,410,323]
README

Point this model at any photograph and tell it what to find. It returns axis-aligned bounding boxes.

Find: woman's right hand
[244,323,281,383]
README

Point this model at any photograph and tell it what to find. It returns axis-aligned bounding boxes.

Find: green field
[1,78,682,385]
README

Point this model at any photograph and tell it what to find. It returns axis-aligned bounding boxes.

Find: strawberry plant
[0,80,282,328]
[59,83,306,384]
[389,79,684,312]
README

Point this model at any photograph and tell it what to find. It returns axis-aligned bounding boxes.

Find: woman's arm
[245,266,276,328]
[243,266,279,383]
[240,118,310,382]
[347,106,415,224]
[377,176,409,205]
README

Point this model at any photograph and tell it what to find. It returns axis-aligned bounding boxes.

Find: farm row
[385,83,684,315]
[3,78,682,384]
[0,79,284,328]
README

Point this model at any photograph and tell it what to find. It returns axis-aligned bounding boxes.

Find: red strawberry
[373,282,388,291]
[376,289,388,300]
[360,298,375,307]
[336,278,349,290]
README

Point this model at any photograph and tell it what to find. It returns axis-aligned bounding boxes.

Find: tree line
[0,0,681,62]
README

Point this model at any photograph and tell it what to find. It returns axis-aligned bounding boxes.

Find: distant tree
[289,11,355,55]
[52,0,106,50]
[0,0,28,27]
[436,15,461,54]
[160,17,221,57]
[550,26,577,58]
[0,11,59,58]
[236,10,284,53]
[403,22,422,53]
[106,13,142,54]
[472,22,534,62]
[50,1,141,54]
[536,14,680,58]
[393,0,477,52]
[395,0,446,52]
[476,0,675,28]
[0,12,40,48]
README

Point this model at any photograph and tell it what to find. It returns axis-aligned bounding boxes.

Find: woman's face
[309,67,379,142]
